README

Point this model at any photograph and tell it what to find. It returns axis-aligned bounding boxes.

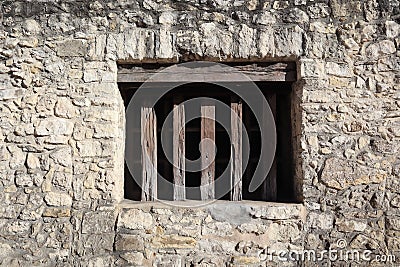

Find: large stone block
[115,234,145,251]
[82,211,115,234]
[44,192,72,207]
[118,209,153,230]
[35,119,74,136]
[76,140,102,157]
[321,157,387,190]
[151,235,196,249]
[56,39,87,57]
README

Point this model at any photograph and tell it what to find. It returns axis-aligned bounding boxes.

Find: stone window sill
[117,199,306,222]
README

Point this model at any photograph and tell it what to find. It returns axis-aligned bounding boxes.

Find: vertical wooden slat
[141,106,157,201]
[262,94,277,201]
[200,105,215,200]
[230,101,243,201]
[173,103,185,200]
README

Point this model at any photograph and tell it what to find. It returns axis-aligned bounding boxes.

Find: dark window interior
[119,82,295,202]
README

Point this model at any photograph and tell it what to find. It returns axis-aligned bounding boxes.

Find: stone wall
[0,0,399,266]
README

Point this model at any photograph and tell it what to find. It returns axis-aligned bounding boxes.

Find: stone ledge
[116,199,306,222]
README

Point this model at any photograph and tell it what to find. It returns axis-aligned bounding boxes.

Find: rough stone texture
[0,0,399,266]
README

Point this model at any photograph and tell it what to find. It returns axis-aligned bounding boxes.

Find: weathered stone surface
[50,147,72,168]
[231,256,260,265]
[55,98,76,119]
[250,205,305,220]
[308,213,334,230]
[42,208,71,218]
[15,173,34,187]
[44,192,72,207]
[365,40,396,60]
[56,39,87,57]
[115,234,145,251]
[26,153,40,169]
[82,211,115,234]
[118,209,153,230]
[321,158,387,190]
[335,218,367,232]
[202,221,233,236]
[120,252,144,265]
[76,140,102,157]
[0,1,398,266]
[153,255,182,267]
[35,119,74,136]
[151,234,197,248]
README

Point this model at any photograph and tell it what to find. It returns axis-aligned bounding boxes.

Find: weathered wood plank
[230,101,243,201]
[173,103,186,200]
[200,104,215,200]
[141,106,157,201]
[118,62,296,82]
[262,94,277,201]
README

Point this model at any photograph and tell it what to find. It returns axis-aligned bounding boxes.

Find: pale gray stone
[308,213,334,230]
[76,140,102,157]
[35,119,74,136]
[50,147,72,167]
[118,209,153,230]
[44,192,72,206]
[26,153,40,169]
[82,211,115,234]
[365,40,396,59]
[55,98,76,119]
[56,39,87,57]
[321,157,387,190]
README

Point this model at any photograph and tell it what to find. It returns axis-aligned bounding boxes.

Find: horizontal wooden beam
[118,62,296,83]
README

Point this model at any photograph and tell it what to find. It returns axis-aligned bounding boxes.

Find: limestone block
[308,212,334,230]
[326,62,352,77]
[321,157,387,190]
[250,205,305,220]
[231,256,260,265]
[153,255,182,267]
[26,153,40,169]
[35,119,74,136]
[82,211,115,234]
[0,145,9,161]
[15,173,33,187]
[386,21,400,38]
[55,98,76,119]
[52,171,72,190]
[115,234,145,251]
[118,209,153,230]
[335,218,367,232]
[151,235,196,249]
[365,40,396,60]
[42,208,71,218]
[386,217,400,231]
[350,234,379,250]
[23,19,41,34]
[19,37,38,48]
[285,8,309,24]
[120,252,144,265]
[0,88,26,100]
[201,221,233,236]
[274,25,304,57]
[44,192,72,207]
[50,147,72,168]
[56,39,87,57]
[76,140,102,157]
[268,221,302,242]
[299,59,325,78]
